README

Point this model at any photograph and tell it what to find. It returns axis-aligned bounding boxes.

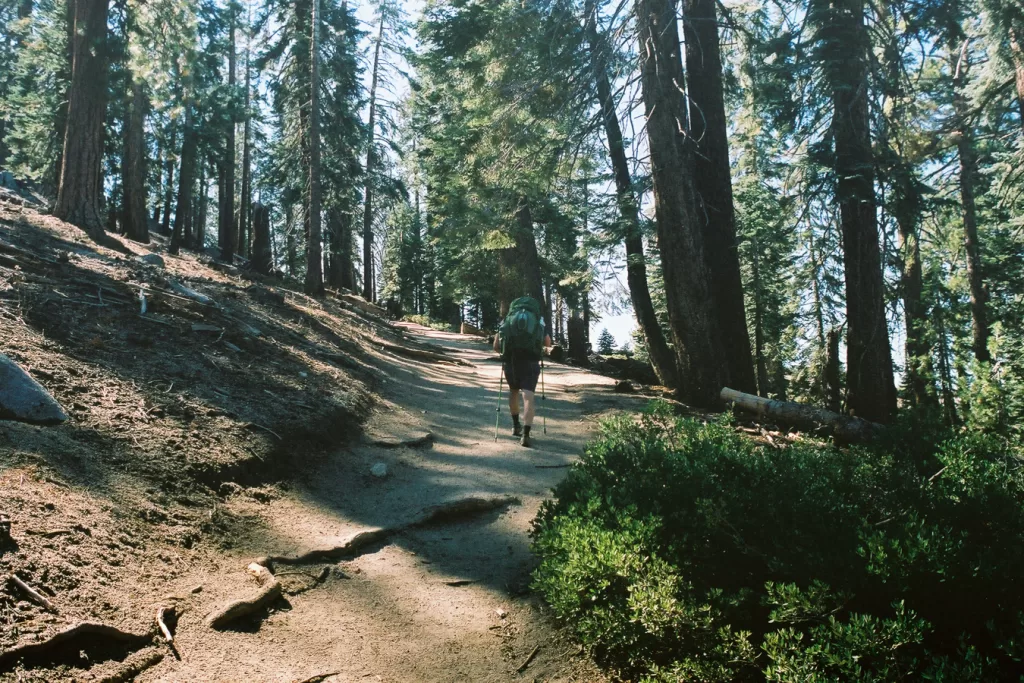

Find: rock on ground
[0,354,68,425]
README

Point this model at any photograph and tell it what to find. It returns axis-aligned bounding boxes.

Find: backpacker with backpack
[499,296,545,360]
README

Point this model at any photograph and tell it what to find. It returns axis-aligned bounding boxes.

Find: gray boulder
[140,253,165,267]
[0,354,68,425]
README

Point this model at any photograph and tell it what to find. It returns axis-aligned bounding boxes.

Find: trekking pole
[541,357,547,434]
[494,367,505,442]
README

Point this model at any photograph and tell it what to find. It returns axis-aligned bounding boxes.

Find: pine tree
[597,328,615,355]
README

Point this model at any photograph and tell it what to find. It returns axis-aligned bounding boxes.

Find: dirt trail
[144,324,635,682]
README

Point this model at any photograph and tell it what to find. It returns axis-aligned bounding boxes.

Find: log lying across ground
[720,388,883,443]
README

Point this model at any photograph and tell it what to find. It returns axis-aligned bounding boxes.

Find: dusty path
[146,324,639,682]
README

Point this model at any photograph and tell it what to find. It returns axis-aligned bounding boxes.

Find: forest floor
[0,201,653,682]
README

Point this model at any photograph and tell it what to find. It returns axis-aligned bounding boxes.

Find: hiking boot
[521,427,532,448]
[512,423,522,437]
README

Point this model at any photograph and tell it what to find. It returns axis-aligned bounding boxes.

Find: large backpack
[500,297,544,359]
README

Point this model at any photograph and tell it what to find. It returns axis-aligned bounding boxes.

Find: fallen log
[720,387,883,443]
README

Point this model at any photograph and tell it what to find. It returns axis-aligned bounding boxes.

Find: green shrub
[531,402,1024,680]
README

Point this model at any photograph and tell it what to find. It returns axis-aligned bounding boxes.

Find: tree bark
[583,0,677,388]
[219,10,237,263]
[567,308,588,364]
[251,202,272,274]
[637,0,725,408]
[170,103,197,255]
[160,127,176,235]
[821,0,897,422]
[682,0,756,394]
[498,200,545,316]
[362,13,385,302]
[121,78,149,243]
[54,0,110,240]
[894,174,935,407]
[239,18,253,259]
[951,40,991,363]
[195,163,208,249]
[305,0,323,294]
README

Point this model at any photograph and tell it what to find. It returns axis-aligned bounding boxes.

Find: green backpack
[500,297,544,359]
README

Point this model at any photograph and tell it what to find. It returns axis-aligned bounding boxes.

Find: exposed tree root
[414,496,521,527]
[97,647,164,683]
[0,621,156,672]
[371,431,434,449]
[209,496,520,630]
[206,564,283,630]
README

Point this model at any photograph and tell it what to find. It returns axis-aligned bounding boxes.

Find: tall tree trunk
[362,12,385,302]
[583,0,677,388]
[285,205,298,275]
[935,301,959,425]
[160,127,176,235]
[54,0,109,239]
[637,0,725,408]
[121,79,149,243]
[567,307,588,364]
[751,233,769,396]
[219,10,237,263]
[498,200,545,316]
[251,202,272,274]
[894,176,935,407]
[170,104,197,254]
[195,163,208,249]
[951,40,991,363]
[305,0,323,294]
[239,11,253,259]
[682,0,756,394]
[152,145,163,224]
[818,0,897,422]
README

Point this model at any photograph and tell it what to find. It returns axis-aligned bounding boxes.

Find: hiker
[494,296,551,447]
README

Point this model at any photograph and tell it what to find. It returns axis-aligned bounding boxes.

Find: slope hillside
[0,202,637,682]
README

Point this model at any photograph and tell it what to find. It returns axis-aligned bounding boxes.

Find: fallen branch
[516,645,540,673]
[0,621,155,671]
[156,606,174,643]
[206,564,283,630]
[244,422,283,441]
[168,279,217,307]
[720,387,883,443]
[8,574,58,612]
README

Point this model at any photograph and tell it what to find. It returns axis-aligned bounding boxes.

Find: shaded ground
[0,203,650,682]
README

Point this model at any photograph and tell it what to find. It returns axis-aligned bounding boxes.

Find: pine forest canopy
[1,0,1023,428]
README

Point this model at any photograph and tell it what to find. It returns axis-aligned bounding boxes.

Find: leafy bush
[531,402,1024,681]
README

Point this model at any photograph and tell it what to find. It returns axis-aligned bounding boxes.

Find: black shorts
[503,355,540,392]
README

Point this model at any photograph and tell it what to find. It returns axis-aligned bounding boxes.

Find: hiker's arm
[544,335,552,348]
[493,334,501,354]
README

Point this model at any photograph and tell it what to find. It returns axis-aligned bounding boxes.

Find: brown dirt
[0,203,648,682]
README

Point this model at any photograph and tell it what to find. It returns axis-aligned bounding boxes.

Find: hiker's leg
[508,388,520,417]
[522,390,536,426]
